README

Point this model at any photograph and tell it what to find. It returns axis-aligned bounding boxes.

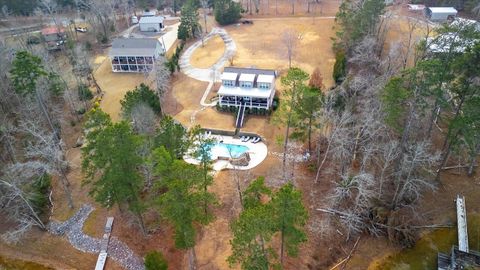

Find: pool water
[212,143,249,158]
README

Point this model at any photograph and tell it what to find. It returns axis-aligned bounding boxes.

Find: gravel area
[48,204,145,270]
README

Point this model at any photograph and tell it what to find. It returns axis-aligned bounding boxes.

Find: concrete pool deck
[183,134,268,171]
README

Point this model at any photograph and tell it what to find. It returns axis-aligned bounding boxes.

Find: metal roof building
[424,7,458,21]
[139,16,165,32]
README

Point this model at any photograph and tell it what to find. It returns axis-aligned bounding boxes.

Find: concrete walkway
[179,27,236,83]
[179,27,236,107]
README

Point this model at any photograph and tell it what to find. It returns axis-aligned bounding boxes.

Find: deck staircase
[235,103,246,129]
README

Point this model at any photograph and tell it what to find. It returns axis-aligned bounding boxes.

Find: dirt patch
[190,36,226,69]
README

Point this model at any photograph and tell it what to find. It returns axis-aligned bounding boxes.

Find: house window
[258,83,270,89]
[223,80,234,87]
[240,81,252,88]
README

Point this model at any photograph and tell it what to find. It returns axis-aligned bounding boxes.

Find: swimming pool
[212,143,249,158]
[183,134,267,171]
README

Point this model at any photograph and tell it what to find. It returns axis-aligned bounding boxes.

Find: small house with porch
[218,67,277,110]
[41,26,66,50]
[109,38,164,72]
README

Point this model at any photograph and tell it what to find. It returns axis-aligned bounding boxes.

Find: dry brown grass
[224,17,336,88]
[190,36,226,68]
[93,55,149,122]
[239,0,341,17]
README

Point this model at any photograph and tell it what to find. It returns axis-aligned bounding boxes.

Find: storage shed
[139,16,164,32]
[424,7,457,21]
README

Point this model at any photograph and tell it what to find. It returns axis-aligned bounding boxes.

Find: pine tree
[214,0,242,25]
[153,149,216,267]
[177,0,201,40]
[242,176,271,210]
[275,67,309,176]
[228,203,276,270]
[10,51,47,96]
[295,86,324,153]
[154,116,189,159]
[189,126,218,222]
[271,183,308,266]
[82,110,146,233]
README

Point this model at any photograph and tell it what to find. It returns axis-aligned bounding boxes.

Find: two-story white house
[217,67,277,110]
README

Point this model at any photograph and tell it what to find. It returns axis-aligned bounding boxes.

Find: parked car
[26,35,41,44]
[131,16,139,24]
[75,27,87,33]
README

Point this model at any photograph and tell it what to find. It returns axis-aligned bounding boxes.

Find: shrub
[120,83,162,117]
[77,108,86,115]
[333,50,347,84]
[307,163,316,172]
[145,251,168,270]
[97,34,108,44]
[85,41,92,51]
[272,100,279,111]
[78,84,94,101]
[214,0,242,25]
[29,173,51,216]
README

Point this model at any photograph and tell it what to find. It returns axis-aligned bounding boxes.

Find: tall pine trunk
[436,95,466,181]
[467,143,480,176]
[307,115,313,153]
[283,114,292,179]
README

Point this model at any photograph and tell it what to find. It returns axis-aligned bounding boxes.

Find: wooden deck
[456,195,469,253]
[94,217,114,270]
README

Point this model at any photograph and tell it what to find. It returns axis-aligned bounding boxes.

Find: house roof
[239,73,255,82]
[223,67,277,77]
[139,16,164,24]
[221,72,238,81]
[427,7,458,14]
[41,26,65,35]
[110,38,161,57]
[257,74,275,83]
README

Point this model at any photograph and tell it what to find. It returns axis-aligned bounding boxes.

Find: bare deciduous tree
[281,28,300,68]
[131,103,157,136]
[0,163,49,243]
[392,141,439,209]
[154,56,170,102]
[18,120,74,209]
